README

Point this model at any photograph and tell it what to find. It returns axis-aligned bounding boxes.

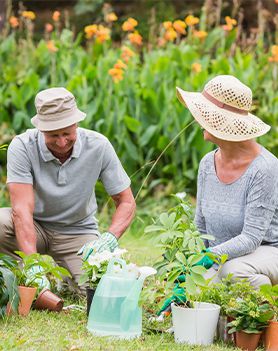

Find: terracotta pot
[86,287,96,317]
[235,331,262,351]
[34,288,64,312]
[264,320,278,351]
[18,286,37,316]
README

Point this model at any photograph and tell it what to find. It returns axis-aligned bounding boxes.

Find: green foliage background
[0,25,277,197]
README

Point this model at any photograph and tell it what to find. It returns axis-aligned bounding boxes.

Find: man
[0,87,136,291]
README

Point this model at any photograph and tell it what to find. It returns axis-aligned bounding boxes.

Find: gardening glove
[194,248,214,269]
[157,276,187,316]
[77,231,118,261]
[26,265,50,291]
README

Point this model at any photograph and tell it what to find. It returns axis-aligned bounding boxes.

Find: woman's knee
[219,257,272,289]
[219,259,250,280]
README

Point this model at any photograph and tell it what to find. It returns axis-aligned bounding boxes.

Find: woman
[177,75,278,288]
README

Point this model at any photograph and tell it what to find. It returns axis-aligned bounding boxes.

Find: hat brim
[176,87,270,142]
[31,108,86,131]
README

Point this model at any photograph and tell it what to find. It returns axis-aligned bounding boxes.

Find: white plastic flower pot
[171,302,220,345]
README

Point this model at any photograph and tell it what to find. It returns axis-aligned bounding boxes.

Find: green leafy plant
[144,194,227,304]
[226,292,274,334]
[1,7,277,199]
[0,253,19,317]
[13,251,71,289]
[260,284,278,320]
[197,274,257,315]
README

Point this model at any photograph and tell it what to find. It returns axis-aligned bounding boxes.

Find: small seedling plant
[14,251,71,289]
[197,275,257,316]
[226,292,274,334]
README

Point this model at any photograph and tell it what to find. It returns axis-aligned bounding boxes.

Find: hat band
[202,90,249,115]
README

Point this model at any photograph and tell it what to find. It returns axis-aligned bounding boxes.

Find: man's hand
[26,265,50,291]
[77,232,118,261]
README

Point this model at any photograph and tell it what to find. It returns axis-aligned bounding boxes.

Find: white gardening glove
[26,265,51,291]
[77,232,118,261]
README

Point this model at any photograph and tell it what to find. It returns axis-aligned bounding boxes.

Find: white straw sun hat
[176,75,270,142]
[31,87,86,131]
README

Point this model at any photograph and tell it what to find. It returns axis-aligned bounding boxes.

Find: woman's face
[201,128,220,145]
[203,130,215,142]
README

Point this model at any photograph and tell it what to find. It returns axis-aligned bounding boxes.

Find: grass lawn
[0,199,262,351]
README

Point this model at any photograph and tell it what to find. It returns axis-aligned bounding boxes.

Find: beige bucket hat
[31,87,86,131]
[176,75,270,142]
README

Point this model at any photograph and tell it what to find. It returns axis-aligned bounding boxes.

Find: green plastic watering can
[87,258,156,339]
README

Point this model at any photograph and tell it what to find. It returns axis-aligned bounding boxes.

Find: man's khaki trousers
[0,208,98,293]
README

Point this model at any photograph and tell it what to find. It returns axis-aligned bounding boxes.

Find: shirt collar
[38,128,82,162]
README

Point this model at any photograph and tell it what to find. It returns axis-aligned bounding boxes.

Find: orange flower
[173,20,186,34]
[222,16,237,31]
[45,23,53,33]
[105,12,118,22]
[84,24,98,39]
[271,45,278,56]
[122,17,138,31]
[9,16,19,28]
[163,21,172,30]
[95,25,110,43]
[114,59,127,69]
[108,68,124,83]
[121,46,135,62]
[22,11,36,20]
[52,11,60,22]
[128,31,142,46]
[47,40,58,52]
[193,30,208,39]
[225,16,237,26]
[164,28,177,41]
[185,15,199,26]
[268,45,278,62]
[192,62,202,73]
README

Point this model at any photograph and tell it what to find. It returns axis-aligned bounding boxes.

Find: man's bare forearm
[108,200,136,239]
[12,208,37,254]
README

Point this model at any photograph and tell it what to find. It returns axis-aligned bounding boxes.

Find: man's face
[43,124,77,156]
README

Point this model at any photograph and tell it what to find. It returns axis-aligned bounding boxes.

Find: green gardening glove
[77,232,118,261]
[194,248,214,269]
[157,275,187,316]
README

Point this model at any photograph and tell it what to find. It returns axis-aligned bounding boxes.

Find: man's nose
[56,137,68,148]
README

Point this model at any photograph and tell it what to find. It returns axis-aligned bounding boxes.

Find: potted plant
[13,251,71,315]
[79,248,130,316]
[144,194,227,345]
[259,284,278,351]
[0,253,19,317]
[198,275,257,343]
[226,292,274,351]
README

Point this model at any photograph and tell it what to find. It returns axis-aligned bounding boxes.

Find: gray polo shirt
[7,128,131,234]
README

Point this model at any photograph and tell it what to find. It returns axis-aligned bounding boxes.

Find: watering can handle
[106,258,127,275]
